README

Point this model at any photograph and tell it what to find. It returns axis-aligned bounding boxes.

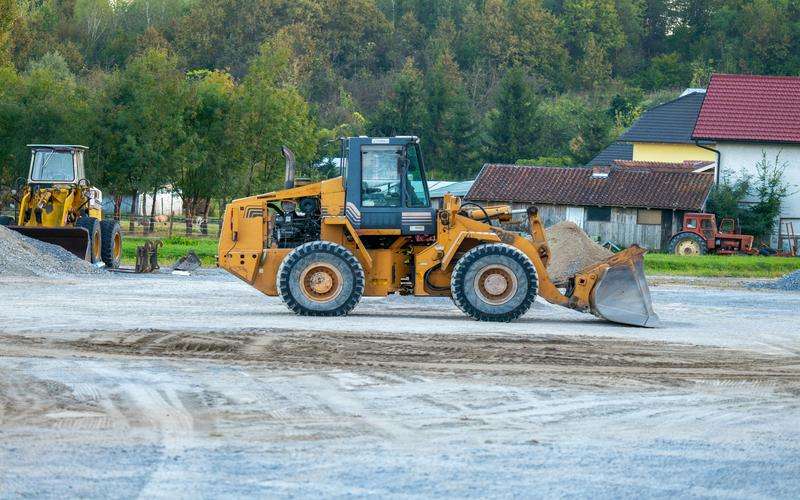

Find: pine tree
[487,67,542,164]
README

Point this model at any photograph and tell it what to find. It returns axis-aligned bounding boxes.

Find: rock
[545,221,613,286]
[0,225,101,277]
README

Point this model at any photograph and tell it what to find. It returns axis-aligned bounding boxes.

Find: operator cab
[343,136,435,235]
[27,145,87,186]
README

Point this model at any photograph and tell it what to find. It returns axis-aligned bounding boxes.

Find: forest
[2,0,800,215]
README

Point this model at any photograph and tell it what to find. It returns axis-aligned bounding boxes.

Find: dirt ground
[1,270,800,498]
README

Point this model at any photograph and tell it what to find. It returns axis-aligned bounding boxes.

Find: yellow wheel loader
[2,145,122,268]
[218,137,659,327]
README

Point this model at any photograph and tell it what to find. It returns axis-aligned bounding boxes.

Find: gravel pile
[0,225,100,277]
[546,221,613,286]
[750,269,800,291]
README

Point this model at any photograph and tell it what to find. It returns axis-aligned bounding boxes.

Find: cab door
[345,138,435,235]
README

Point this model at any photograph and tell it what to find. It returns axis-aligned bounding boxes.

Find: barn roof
[466,164,714,211]
[693,74,800,143]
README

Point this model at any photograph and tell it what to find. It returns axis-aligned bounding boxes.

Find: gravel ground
[0,225,99,277]
[749,269,800,291]
[1,270,800,498]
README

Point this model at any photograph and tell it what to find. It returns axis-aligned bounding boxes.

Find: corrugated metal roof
[619,92,706,144]
[429,180,474,198]
[586,141,633,166]
[692,74,800,143]
[466,164,714,211]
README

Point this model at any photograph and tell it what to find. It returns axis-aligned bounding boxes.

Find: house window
[637,209,662,225]
[586,207,611,222]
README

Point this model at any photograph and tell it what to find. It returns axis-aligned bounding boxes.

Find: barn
[466,161,715,251]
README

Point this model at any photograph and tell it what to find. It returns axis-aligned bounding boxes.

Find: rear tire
[668,232,707,255]
[451,243,538,322]
[100,219,122,268]
[277,241,365,316]
[75,217,101,263]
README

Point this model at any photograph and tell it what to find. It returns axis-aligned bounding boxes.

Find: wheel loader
[218,136,659,327]
[1,145,122,268]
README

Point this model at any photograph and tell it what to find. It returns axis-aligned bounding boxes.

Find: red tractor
[668,213,755,255]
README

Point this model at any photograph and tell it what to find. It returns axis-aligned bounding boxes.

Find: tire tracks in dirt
[2,329,799,389]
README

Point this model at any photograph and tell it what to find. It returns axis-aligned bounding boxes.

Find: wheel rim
[474,264,517,305]
[676,239,701,255]
[299,262,343,302]
[113,232,121,259]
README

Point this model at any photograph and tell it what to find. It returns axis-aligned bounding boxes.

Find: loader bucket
[588,246,660,328]
[8,226,91,261]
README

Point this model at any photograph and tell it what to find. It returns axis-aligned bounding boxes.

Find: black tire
[667,232,707,256]
[75,216,101,263]
[100,219,122,268]
[451,243,538,322]
[277,241,365,316]
[0,215,14,226]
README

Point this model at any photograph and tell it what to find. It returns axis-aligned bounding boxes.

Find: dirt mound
[545,221,612,285]
[0,225,100,277]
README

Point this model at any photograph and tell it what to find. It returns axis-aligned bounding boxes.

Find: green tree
[180,70,243,234]
[369,57,425,137]
[422,50,480,178]
[486,67,542,164]
[0,0,15,66]
[98,48,190,229]
[238,34,317,195]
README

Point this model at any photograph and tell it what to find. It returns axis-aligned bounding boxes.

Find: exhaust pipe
[281,146,295,189]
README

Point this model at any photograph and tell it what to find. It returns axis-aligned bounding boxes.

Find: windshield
[361,145,402,207]
[30,150,75,182]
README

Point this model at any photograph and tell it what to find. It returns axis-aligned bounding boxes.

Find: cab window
[361,145,401,207]
[404,145,430,208]
[686,218,697,229]
[30,150,75,182]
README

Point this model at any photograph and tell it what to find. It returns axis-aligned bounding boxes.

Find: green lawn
[122,236,219,267]
[121,236,798,278]
[644,253,800,278]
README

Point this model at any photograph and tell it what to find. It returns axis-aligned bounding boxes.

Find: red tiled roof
[692,74,800,143]
[612,160,715,173]
[466,164,714,211]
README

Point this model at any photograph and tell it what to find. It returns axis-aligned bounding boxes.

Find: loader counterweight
[218,137,659,327]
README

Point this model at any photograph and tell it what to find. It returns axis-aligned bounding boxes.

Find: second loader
[218,136,660,327]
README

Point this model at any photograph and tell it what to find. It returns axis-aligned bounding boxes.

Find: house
[100,189,183,217]
[466,163,715,250]
[590,90,716,168]
[427,180,474,208]
[692,74,800,248]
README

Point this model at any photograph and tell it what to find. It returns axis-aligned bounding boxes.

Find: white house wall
[717,142,800,219]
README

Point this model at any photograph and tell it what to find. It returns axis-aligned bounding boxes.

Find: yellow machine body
[219,149,659,328]
[5,145,122,267]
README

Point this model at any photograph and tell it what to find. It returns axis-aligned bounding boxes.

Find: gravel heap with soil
[545,221,613,285]
[0,225,100,277]
[750,269,800,291]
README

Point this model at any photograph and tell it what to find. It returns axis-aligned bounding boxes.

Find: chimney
[591,166,611,179]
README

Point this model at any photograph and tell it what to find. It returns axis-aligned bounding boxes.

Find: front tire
[451,243,538,322]
[668,232,707,255]
[75,217,101,263]
[100,219,122,268]
[277,241,365,316]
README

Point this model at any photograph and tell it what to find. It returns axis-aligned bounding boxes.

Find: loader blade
[589,247,660,328]
[8,226,91,261]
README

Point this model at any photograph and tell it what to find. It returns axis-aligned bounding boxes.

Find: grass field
[122,236,799,278]
[122,236,218,267]
[644,253,800,278]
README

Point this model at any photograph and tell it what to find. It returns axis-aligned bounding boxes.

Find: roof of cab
[27,144,89,150]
